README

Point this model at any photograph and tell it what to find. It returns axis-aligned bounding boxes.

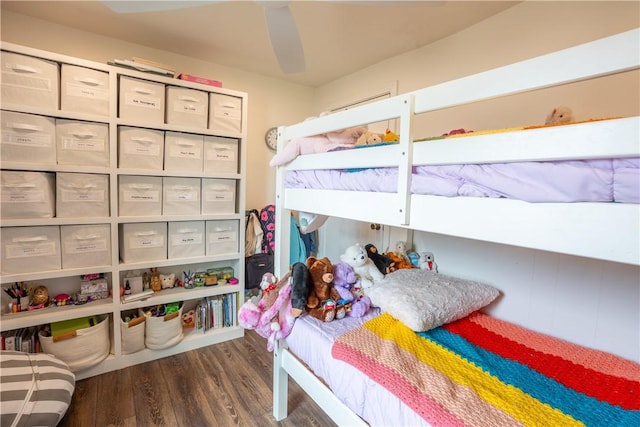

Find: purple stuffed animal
[332,262,371,318]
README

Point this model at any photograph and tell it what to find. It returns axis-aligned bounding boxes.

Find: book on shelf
[178,73,222,87]
[121,289,154,304]
[131,56,176,75]
[108,59,175,77]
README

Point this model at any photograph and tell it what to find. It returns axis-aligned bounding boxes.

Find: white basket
[143,306,183,350]
[39,316,110,372]
[120,315,146,355]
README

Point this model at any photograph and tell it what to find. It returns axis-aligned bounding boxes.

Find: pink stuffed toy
[269,113,367,166]
[332,262,371,318]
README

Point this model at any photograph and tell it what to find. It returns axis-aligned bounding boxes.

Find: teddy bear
[545,106,574,125]
[160,273,176,289]
[181,309,196,328]
[419,251,439,273]
[332,262,371,318]
[365,243,395,275]
[340,243,384,289]
[306,256,341,322]
[355,131,384,146]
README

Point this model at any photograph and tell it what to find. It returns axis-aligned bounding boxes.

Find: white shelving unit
[0,42,247,380]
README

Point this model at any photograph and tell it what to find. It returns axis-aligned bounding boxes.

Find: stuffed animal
[259,272,279,309]
[365,243,395,275]
[386,251,414,270]
[355,131,383,146]
[289,262,310,317]
[340,243,384,289]
[394,241,411,263]
[160,273,176,289]
[306,256,340,322]
[181,309,196,328]
[332,262,371,317]
[545,106,574,125]
[419,251,439,273]
[269,112,367,166]
[383,128,399,143]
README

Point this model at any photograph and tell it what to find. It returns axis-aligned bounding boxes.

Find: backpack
[259,204,276,255]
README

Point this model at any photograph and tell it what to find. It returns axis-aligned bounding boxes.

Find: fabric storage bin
[119,222,167,263]
[39,315,110,372]
[203,136,238,174]
[165,86,208,129]
[201,178,236,214]
[56,172,109,218]
[164,131,203,173]
[119,312,146,355]
[119,76,165,123]
[60,64,110,116]
[118,175,162,217]
[60,224,111,269]
[206,219,239,256]
[118,126,164,170]
[162,177,201,216]
[208,93,242,134]
[1,111,56,165]
[168,221,205,259]
[1,51,59,110]
[56,119,110,168]
[1,171,55,219]
[1,226,61,274]
[143,304,184,350]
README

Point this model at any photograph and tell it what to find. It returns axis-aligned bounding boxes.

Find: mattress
[285,157,640,203]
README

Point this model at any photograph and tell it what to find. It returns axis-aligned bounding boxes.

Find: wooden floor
[59,330,337,427]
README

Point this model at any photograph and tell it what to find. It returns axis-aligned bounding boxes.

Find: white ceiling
[1,1,519,87]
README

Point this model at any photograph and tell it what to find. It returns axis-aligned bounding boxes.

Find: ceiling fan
[101,1,305,74]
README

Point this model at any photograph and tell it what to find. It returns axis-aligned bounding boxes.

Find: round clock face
[265,127,278,151]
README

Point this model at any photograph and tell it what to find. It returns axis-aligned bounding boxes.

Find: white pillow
[366,269,499,331]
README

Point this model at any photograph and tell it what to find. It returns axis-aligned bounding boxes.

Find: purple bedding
[284,158,640,203]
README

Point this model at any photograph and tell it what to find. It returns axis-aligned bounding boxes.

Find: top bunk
[273,28,640,266]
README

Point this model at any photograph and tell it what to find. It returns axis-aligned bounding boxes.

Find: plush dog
[545,106,574,125]
[355,131,384,146]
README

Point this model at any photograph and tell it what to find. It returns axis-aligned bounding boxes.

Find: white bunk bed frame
[272,29,639,425]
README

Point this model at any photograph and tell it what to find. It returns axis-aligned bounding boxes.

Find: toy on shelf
[161,273,176,289]
[150,267,162,292]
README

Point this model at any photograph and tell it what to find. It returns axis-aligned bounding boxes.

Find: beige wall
[1,10,314,211]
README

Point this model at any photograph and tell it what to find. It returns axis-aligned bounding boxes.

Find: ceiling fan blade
[102,1,221,14]
[262,2,305,74]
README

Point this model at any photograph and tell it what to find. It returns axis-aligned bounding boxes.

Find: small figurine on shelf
[150,267,162,292]
[183,270,195,289]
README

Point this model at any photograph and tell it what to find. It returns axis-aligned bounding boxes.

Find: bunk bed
[270,28,640,427]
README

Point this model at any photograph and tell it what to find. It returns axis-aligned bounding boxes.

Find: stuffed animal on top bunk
[332,262,371,318]
[355,131,384,146]
[269,112,368,167]
[365,243,396,275]
[305,256,343,322]
[340,243,384,289]
[545,106,574,125]
[383,128,400,142]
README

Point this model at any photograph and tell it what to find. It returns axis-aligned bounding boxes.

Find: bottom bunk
[273,302,640,426]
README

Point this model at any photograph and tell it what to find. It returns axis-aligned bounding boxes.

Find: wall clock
[265,127,278,151]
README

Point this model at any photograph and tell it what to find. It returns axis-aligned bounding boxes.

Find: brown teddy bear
[355,131,384,146]
[306,256,341,322]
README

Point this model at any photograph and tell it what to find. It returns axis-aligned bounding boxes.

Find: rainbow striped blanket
[331,312,640,426]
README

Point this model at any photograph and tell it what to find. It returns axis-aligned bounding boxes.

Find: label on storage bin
[213,106,240,120]
[123,190,160,202]
[207,147,236,163]
[2,130,52,148]
[64,239,108,254]
[65,82,109,101]
[166,188,198,202]
[62,137,105,152]
[124,93,161,110]
[2,70,52,91]
[173,102,206,115]
[209,230,237,243]
[171,232,203,246]
[5,241,56,259]
[123,141,161,156]
[129,235,164,249]
[204,190,233,202]
[61,189,105,202]
[169,145,201,160]
[2,188,45,203]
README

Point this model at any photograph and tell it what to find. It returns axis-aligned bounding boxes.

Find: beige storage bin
[0,111,56,165]
[164,131,203,173]
[208,93,242,134]
[119,222,167,264]
[119,312,146,355]
[162,177,201,216]
[60,64,110,116]
[168,221,205,259]
[56,172,109,218]
[39,315,110,373]
[143,305,184,350]
[203,136,238,174]
[206,219,240,256]
[60,224,111,269]
[201,178,236,214]
[1,51,59,110]
[1,225,61,274]
[166,86,208,129]
[118,175,162,217]
[56,119,110,168]
[1,171,55,219]
[118,126,164,170]
[119,76,165,123]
